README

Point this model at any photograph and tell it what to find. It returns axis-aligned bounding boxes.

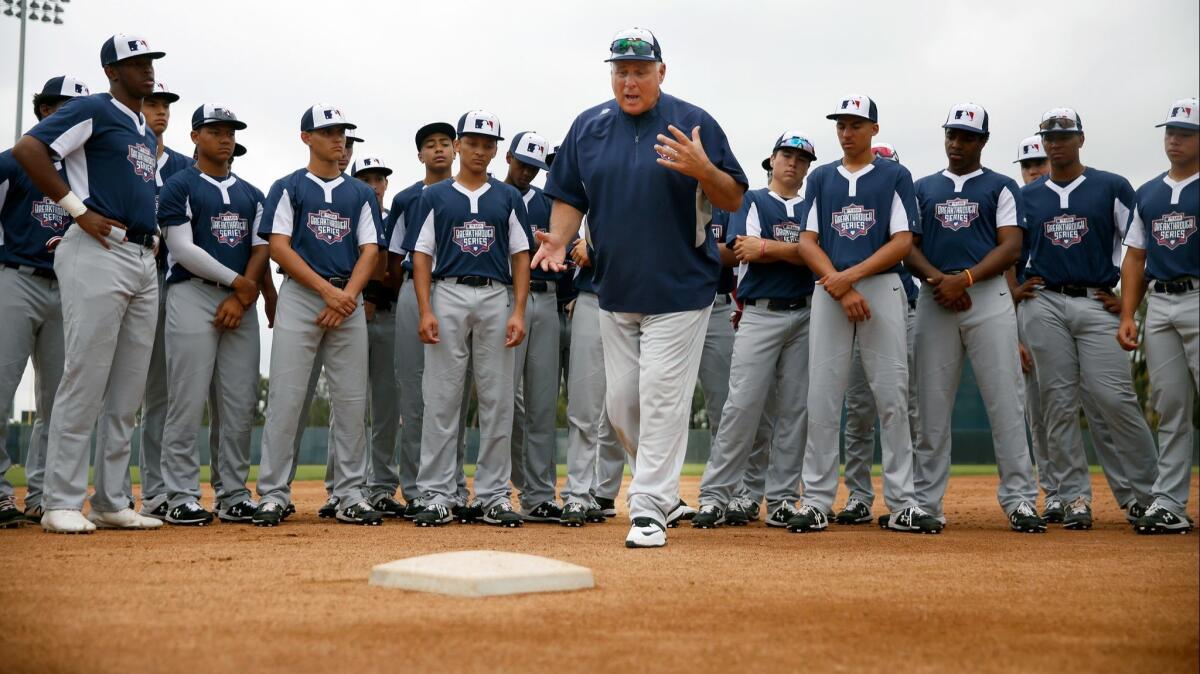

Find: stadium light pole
[4,0,71,144]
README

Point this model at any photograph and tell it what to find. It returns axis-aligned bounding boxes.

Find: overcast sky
[2,0,1197,419]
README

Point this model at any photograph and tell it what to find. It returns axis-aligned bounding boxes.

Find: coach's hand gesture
[531,230,567,272]
[655,125,715,179]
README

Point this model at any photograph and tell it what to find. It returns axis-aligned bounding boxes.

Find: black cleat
[835,498,873,525]
[725,498,753,527]
[140,500,169,522]
[585,500,607,523]
[560,502,588,527]
[524,501,563,523]
[766,503,799,528]
[453,502,483,524]
[1041,497,1065,524]
[282,503,296,520]
[413,503,452,527]
[318,496,340,519]
[484,501,523,527]
[0,495,21,529]
[403,498,426,520]
[252,502,284,527]
[786,505,829,533]
[1134,504,1195,535]
[217,500,257,523]
[23,504,43,525]
[691,504,725,529]
[1124,501,1146,524]
[665,500,697,528]
[371,495,405,518]
[883,506,943,534]
[1008,502,1047,533]
[594,497,617,518]
[337,501,383,526]
[166,501,215,526]
[1062,497,1093,530]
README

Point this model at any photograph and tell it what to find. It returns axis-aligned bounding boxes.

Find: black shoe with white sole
[594,497,617,518]
[766,504,799,528]
[524,501,562,523]
[372,495,405,518]
[484,502,523,527]
[454,502,483,524]
[282,503,295,520]
[786,505,829,533]
[318,496,340,519]
[1008,502,1047,533]
[1124,501,1146,524]
[1062,498,1092,530]
[23,504,43,525]
[835,498,873,525]
[665,500,697,528]
[1041,498,1065,524]
[884,506,943,534]
[403,499,426,520]
[691,504,725,529]
[585,500,607,523]
[0,495,21,529]
[217,500,257,523]
[166,501,215,526]
[724,498,753,527]
[141,500,169,522]
[252,502,285,527]
[337,501,383,526]
[561,502,588,527]
[1134,505,1195,535]
[413,503,452,527]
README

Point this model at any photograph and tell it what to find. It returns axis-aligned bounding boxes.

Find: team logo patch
[453,219,496,256]
[1151,211,1197,250]
[773,221,802,243]
[211,211,249,247]
[306,209,351,244]
[1022,142,1041,155]
[127,143,155,182]
[1043,214,1089,248]
[31,197,69,232]
[830,204,875,240]
[709,222,724,241]
[935,198,980,231]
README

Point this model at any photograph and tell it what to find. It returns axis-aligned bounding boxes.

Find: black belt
[452,275,492,287]
[125,231,156,249]
[1043,284,1112,298]
[1153,278,1197,294]
[2,262,56,281]
[281,272,349,290]
[530,280,556,293]
[743,297,809,311]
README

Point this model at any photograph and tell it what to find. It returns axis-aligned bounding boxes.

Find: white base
[369,550,595,597]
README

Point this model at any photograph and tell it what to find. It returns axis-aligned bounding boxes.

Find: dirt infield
[1,474,1197,674]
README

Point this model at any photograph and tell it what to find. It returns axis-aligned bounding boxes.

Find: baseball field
[1,471,1196,674]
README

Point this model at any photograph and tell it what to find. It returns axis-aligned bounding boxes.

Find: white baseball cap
[39,76,89,100]
[301,104,356,133]
[1038,107,1083,134]
[1156,98,1199,130]
[827,94,878,122]
[509,131,550,170]
[351,157,392,178]
[943,102,989,134]
[457,109,503,140]
[1013,135,1047,163]
[605,27,662,63]
[148,82,179,103]
[100,34,166,66]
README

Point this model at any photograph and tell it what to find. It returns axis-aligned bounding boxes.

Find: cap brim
[233,144,247,157]
[1012,157,1047,164]
[1155,121,1200,130]
[515,156,549,171]
[148,93,180,103]
[110,50,167,65]
[304,122,358,132]
[942,123,986,134]
[347,135,365,143]
[195,119,248,131]
[416,122,457,148]
[826,112,875,121]
[763,150,817,170]
[1036,128,1082,135]
[355,167,393,178]
[461,131,504,141]
[604,54,660,62]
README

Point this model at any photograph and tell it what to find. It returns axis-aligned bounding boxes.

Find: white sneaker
[624,517,667,548]
[88,508,164,530]
[41,509,97,534]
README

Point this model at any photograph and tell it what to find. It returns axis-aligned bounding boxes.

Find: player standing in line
[503,131,564,523]
[905,103,1043,532]
[1018,107,1157,530]
[1011,137,1138,524]
[533,28,748,548]
[1119,98,1199,534]
[387,122,473,519]
[251,104,384,527]
[157,104,266,525]
[14,34,168,533]
[0,76,90,528]
[691,132,816,530]
[403,110,531,528]
[791,94,939,534]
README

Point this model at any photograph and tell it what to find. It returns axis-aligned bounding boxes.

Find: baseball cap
[300,104,357,133]
[1013,135,1047,163]
[191,103,247,131]
[827,94,878,122]
[605,27,662,63]
[233,143,247,158]
[347,124,365,144]
[943,102,989,134]
[510,131,550,170]
[350,157,392,178]
[39,76,89,101]
[872,143,899,162]
[457,109,503,140]
[1156,98,1199,130]
[100,34,166,66]
[1037,107,1083,134]
[415,122,456,149]
[147,82,180,103]
[546,144,560,168]
[761,131,817,170]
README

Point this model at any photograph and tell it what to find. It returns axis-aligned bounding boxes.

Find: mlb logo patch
[453,219,496,256]
[1023,142,1040,154]
[526,142,544,155]
[1043,214,1089,248]
[475,118,495,131]
[127,143,156,182]
[74,83,85,94]
[935,198,980,231]
[211,211,249,247]
[1151,212,1197,250]
[306,209,351,245]
[955,110,975,121]
[830,204,876,240]
[127,39,148,53]
[773,221,802,243]
[1171,105,1194,119]
[31,197,69,232]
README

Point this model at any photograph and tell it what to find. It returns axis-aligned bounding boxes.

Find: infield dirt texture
[2,474,1197,673]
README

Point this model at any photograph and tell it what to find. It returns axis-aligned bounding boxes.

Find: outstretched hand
[655,125,714,179]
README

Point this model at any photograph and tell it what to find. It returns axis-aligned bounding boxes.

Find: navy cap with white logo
[1013,135,1047,163]
[39,76,89,101]
[457,109,503,140]
[346,123,365,144]
[415,122,456,149]
[100,34,166,66]
[761,131,817,170]
[148,82,180,104]
[350,157,392,178]
[546,144,560,168]
[1156,98,1199,130]
[191,103,247,131]
[510,131,550,170]
[300,104,357,133]
[606,27,662,63]
[827,94,878,122]
[943,102,989,134]
[233,143,247,158]
[1037,107,1083,135]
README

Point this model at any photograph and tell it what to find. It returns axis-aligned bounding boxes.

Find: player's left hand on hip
[1095,290,1121,314]
[655,125,711,179]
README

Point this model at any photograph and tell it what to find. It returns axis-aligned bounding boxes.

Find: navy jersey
[914,168,1022,271]
[801,158,916,272]
[1023,167,1135,287]
[0,150,73,270]
[523,185,561,282]
[159,166,266,284]
[1125,172,1199,281]
[727,188,813,301]
[386,180,425,273]
[403,177,532,284]
[25,93,159,236]
[258,169,382,280]
[709,208,736,295]
[899,268,919,304]
[156,146,191,194]
[545,92,748,314]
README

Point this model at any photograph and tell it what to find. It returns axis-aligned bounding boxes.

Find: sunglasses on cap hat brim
[605,37,660,61]
[1038,117,1081,133]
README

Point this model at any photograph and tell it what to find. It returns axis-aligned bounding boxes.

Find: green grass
[6,463,1180,488]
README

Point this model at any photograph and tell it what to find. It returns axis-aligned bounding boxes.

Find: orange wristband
[964,269,975,287]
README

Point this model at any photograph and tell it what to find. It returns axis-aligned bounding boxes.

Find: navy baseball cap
[233,143,247,158]
[762,131,817,170]
[546,144,560,168]
[1156,98,1199,130]
[39,76,89,101]
[943,102,989,134]
[827,95,878,122]
[606,27,662,63]
[100,34,166,66]
[1037,107,1083,135]
[510,131,550,170]
[347,124,365,144]
[1013,135,1047,163]
[416,122,456,149]
[457,109,503,140]
[301,104,356,132]
[351,157,392,178]
[191,103,247,131]
[147,82,180,103]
